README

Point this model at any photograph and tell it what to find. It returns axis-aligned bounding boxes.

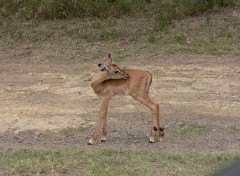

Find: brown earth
[0,48,239,152]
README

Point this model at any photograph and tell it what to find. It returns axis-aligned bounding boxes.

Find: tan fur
[88,55,164,145]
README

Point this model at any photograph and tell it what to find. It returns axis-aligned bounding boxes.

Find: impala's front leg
[101,108,108,142]
[150,110,159,143]
[88,97,110,145]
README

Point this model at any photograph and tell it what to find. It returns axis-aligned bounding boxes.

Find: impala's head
[98,54,129,79]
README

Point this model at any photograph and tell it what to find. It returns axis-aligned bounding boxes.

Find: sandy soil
[0,50,239,152]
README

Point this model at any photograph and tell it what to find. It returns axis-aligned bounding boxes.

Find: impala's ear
[98,63,109,72]
[107,53,112,65]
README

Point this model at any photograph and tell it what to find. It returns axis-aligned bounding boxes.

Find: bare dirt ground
[0,48,239,152]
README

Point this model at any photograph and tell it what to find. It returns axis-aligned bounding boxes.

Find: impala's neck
[90,72,110,93]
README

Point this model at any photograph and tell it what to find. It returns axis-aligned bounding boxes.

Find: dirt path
[0,51,239,152]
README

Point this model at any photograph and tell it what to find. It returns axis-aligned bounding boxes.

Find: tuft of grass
[42,126,87,139]
[171,33,187,44]
[64,18,127,42]
[0,147,238,176]
[60,126,87,135]
[176,123,207,136]
[228,126,240,133]
[148,32,159,44]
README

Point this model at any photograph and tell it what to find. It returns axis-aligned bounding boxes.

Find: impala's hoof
[149,137,155,143]
[101,136,107,142]
[88,139,94,145]
[159,137,164,142]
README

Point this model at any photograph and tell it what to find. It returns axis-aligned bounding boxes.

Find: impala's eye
[114,70,120,73]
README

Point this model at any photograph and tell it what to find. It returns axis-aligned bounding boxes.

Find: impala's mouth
[125,74,130,79]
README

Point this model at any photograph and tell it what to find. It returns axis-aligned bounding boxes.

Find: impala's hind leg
[132,95,159,143]
[157,105,164,141]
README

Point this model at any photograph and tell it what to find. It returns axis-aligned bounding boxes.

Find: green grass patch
[0,147,238,176]
[176,123,207,136]
[42,126,87,139]
[151,10,240,55]
[1,0,239,23]
[228,126,240,133]
[64,18,128,42]
[60,126,87,135]
[0,3,239,56]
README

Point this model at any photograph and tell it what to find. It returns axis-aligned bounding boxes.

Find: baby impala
[88,54,164,145]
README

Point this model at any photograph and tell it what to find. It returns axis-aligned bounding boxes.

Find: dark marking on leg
[159,127,164,132]
[154,126,158,131]
[159,127,164,137]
